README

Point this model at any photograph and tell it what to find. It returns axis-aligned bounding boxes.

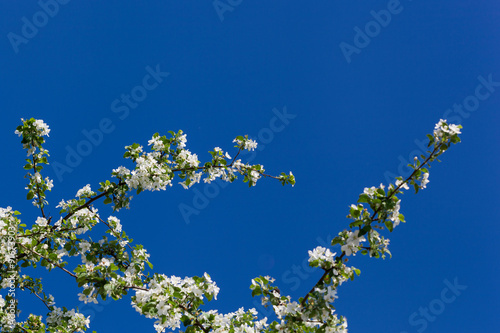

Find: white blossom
[148,136,164,150]
[433,119,461,139]
[420,172,430,189]
[45,177,54,190]
[113,166,131,177]
[233,138,258,151]
[76,184,93,198]
[108,216,122,233]
[341,230,366,256]
[390,200,402,227]
[34,119,51,136]
[308,246,336,267]
[35,216,48,227]
[395,179,409,190]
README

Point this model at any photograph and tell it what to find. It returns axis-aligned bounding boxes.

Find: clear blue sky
[1,1,499,332]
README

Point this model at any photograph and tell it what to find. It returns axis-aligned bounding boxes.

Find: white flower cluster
[0,207,17,266]
[363,185,379,198]
[148,135,165,150]
[75,184,95,198]
[274,298,301,319]
[249,169,262,184]
[117,134,203,193]
[341,230,366,256]
[125,152,173,191]
[35,216,48,227]
[198,147,234,186]
[34,120,50,136]
[233,137,258,151]
[395,179,409,190]
[433,119,461,139]
[367,229,391,258]
[77,283,99,305]
[66,207,99,236]
[0,207,13,219]
[389,199,402,227]
[24,168,53,207]
[325,319,348,333]
[315,285,338,303]
[46,307,90,332]
[0,207,14,237]
[132,273,220,332]
[308,246,336,269]
[178,133,187,149]
[251,276,303,323]
[14,119,50,137]
[105,132,272,203]
[213,147,231,159]
[77,240,92,265]
[420,172,430,189]
[250,273,351,332]
[177,149,199,168]
[107,216,122,233]
[197,308,268,333]
[74,237,144,304]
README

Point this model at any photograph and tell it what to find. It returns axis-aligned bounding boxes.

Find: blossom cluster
[433,119,462,139]
[14,118,54,209]
[100,131,295,211]
[250,274,351,332]
[46,306,90,332]
[131,273,221,331]
[340,230,366,256]
[0,118,461,332]
[308,246,336,269]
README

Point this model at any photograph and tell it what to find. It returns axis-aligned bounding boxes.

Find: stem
[16,242,76,278]
[30,289,52,311]
[30,140,45,218]
[62,190,110,221]
[90,208,136,254]
[178,303,211,333]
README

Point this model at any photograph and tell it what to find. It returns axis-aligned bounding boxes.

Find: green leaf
[331,236,343,246]
[27,191,34,200]
[384,221,394,232]
[359,225,371,237]
[181,316,192,327]
[251,287,262,297]
[349,220,363,228]
[358,194,369,203]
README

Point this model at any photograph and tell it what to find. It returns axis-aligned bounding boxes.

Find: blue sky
[1,1,499,332]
